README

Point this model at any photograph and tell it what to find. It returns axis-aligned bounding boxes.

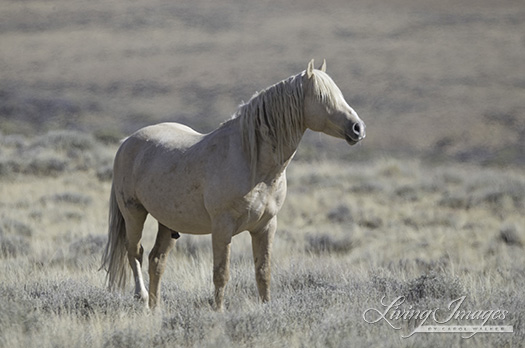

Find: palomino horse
[101,60,366,311]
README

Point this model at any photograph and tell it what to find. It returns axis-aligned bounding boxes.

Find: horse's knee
[256,263,271,281]
[213,266,230,288]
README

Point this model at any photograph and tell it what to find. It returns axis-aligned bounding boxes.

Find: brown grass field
[0,0,524,347]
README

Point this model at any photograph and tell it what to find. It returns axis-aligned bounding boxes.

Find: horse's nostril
[352,122,361,136]
[351,122,366,140]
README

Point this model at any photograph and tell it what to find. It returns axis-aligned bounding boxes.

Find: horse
[101,60,366,311]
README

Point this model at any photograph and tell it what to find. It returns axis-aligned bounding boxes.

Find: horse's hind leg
[148,223,176,310]
[123,209,148,303]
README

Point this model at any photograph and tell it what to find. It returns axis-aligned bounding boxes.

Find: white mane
[234,70,340,180]
[237,74,304,171]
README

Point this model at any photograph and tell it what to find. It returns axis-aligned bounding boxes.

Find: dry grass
[0,133,524,347]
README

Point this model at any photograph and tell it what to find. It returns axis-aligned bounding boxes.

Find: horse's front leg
[250,216,277,303]
[211,219,233,311]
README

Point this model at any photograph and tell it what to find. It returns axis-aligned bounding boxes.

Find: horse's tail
[100,183,129,292]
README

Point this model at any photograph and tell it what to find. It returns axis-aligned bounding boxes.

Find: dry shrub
[0,218,33,237]
[326,204,352,223]
[498,224,523,247]
[369,271,465,303]
[40,192,92,206]
[0,218,33,258]
[306,234,354,255]
[0,235,29,258]
[0,130,114,178]
[402,272,464,303]
[28,279,133,318]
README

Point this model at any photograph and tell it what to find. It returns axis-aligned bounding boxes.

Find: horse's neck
[252,123,304,182]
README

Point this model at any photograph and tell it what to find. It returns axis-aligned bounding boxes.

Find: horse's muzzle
[346,121,366,145]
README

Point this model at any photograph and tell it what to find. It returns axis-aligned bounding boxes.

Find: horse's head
[303,60,366,146]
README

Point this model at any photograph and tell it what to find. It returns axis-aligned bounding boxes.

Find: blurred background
[1,0,524,165]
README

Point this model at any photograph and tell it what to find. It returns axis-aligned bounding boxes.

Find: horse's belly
[149,203,212,234]
[138,186,212,234]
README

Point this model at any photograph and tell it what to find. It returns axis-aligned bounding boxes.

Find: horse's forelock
[309,70,341,111]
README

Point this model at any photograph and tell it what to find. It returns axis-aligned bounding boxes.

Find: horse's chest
[237,180,286,231]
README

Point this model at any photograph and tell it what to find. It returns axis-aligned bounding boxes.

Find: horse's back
[114,122,203,171]
[130,122,203,150]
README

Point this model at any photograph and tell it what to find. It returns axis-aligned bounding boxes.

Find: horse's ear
[319,59,326,72]
[307,59,314,79]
